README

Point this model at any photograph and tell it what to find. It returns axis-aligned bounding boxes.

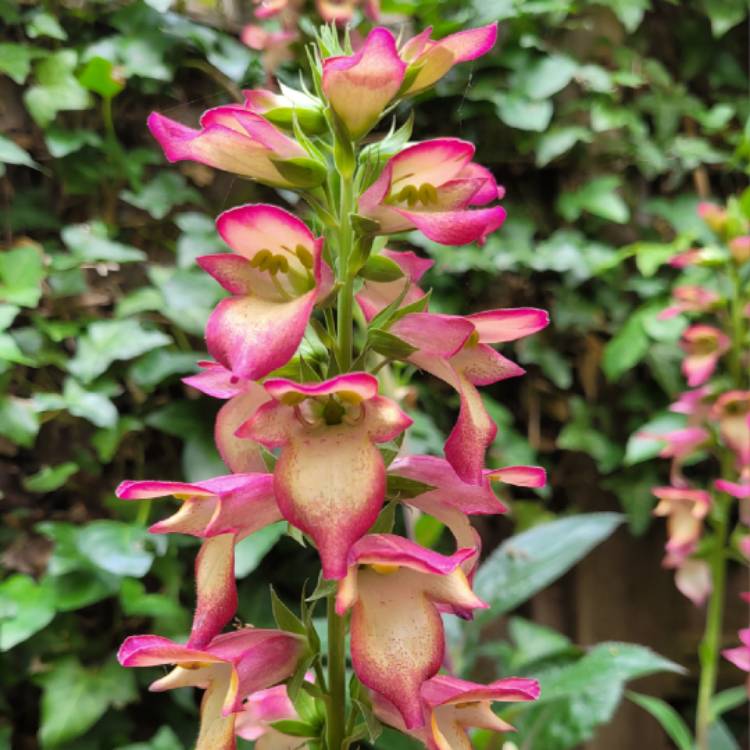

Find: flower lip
[421,673,541,707]
[263,372,379,404]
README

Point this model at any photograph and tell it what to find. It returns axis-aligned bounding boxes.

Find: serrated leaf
[472,513,624,620]
[0,574,56,651]
[23,462,79,493]
[69,319,171,382]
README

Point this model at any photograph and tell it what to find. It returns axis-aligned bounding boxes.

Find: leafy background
[1,0,749,748]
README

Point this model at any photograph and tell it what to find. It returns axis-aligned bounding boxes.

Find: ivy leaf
[44,127,102,158]
[78,56,125,98]
[494,92,554,132]
[558,176,630,224]
[68,319,171,383]
[0,396,39,447]
[121,172,201,220]
[62,221,145,263]
[511,54,579,99]
[702,0,747,36]
[37,657,136,747]
[26,11,67,41]
[536,127,592,166]
[0,574,56,651]
[24,50,91,127]
[77,520,157,578]
[601,311,649,381]
[0,134,39,172]
[23,462,79,493]
[0,243,45,307]
[0,43,41,84]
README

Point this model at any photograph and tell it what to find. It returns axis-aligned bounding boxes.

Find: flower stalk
[115,23,547,750]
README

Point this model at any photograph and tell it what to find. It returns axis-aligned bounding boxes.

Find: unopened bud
[697,202,727,234]
[729,235,750,264]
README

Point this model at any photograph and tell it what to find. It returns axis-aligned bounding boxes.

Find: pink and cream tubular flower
[237,373,412,579]
[335,534,487,729]
[199,204,330,381]
[118,629,303,750]
[652,486,712,568]
[658,285,720,320]
[116,473,280,646]
[639,426,710,486]
[147,106,325,188]
[398,23,499,96]
[392,308,549,483]
[235,683,304,749]
[390,454,546,575]
[322,27,407,140]
[373,673,540,749]
[679,325,730,387]
[183,360,270,474]
[723,627,750,695]
[359,138,507,246]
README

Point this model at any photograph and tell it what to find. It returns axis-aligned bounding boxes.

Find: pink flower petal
[394,205,506,246]
[264,372,379,403]
[467,308,549,343]
[215,385,270,474]
[487,465,547,488]
[189,534,238,648]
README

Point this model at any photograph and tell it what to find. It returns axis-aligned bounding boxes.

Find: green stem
[326,140,357,750]
[728,264,746,388]
[336,162,356,371]
[327,594,347,750]
[695,492,730,749]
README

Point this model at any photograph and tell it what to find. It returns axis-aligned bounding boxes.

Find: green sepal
[307,572,338,602]
[271,156,327,188]
[270,586,307,636]
[359,254,404,282]
[271,719,317,738]
[368,501,397,534]
[260,446,277,472]
[386,474,435,500]
[366,329,418,360]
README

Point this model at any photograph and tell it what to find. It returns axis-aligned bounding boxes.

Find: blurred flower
[723,627,750,694]
[675,558,712,606]
[658,285,719,320]
[652,486,711,568]
[680,325,730,387]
